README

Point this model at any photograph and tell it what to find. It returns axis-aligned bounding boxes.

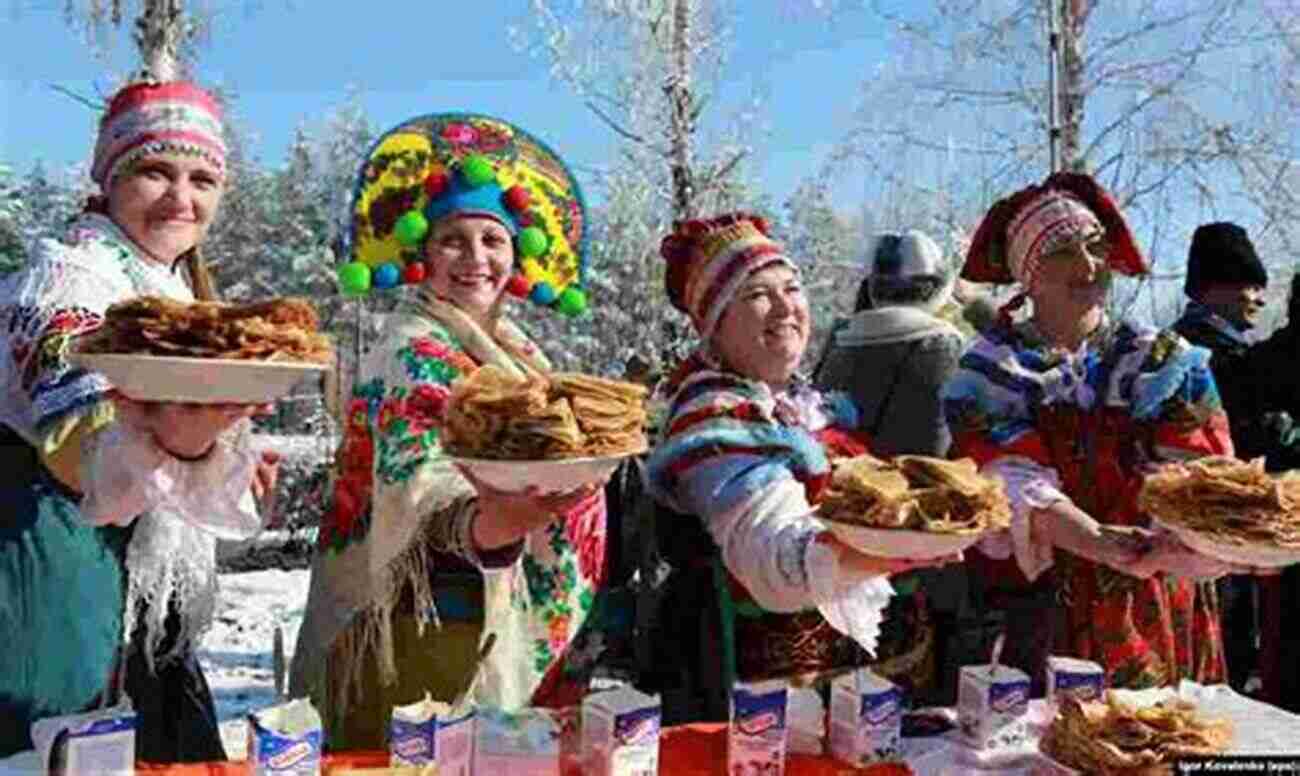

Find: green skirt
[0,469,123,756]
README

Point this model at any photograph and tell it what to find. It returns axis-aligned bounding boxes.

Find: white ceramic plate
[819,517,986,560]
[69,352,329,404]
[449,448,645,494]
[1153,516,1300,569]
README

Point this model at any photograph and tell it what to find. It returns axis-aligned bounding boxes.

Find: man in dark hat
[1174,221,1300,702]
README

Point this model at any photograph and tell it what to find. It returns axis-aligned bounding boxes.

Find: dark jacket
[813,307,964,458]
[1173,301,1300,471]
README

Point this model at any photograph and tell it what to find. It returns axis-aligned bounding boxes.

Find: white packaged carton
[30,702,136,776]
[475,707,562,776]
[728,681,789,776]
[581,686,661,776]
[828,669,902,766]
[389,695,474,775]
[957,664,1031,750]
[246,699,323,776]
[1045,656,1105,709]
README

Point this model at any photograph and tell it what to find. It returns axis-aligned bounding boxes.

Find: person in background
[1173,222,1300,697]
[814,231,962,458]
[0,80,277,760]
[813,230,966,702]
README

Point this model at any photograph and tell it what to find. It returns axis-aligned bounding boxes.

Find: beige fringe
[326,496,477,715]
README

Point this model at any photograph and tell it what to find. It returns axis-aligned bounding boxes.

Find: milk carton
[389,695,475,775]
[956,664,1031,750]
[728,681,789,776]
[246,699,323,776]
[30,702,136,776]
[581,687,660,776]
[475,707,562,776]
[1045,657,1105,709]
[828,669,903,766]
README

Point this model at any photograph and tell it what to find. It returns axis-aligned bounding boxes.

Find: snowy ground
[200,567,310,759]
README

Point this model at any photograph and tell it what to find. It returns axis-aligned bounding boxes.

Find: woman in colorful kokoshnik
[943,172,1247,691]
[290,113,608,749]
[644,213,959,721]
[0,81,277,759]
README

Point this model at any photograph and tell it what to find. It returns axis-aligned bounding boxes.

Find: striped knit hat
[91,81,227,187]
[660,212,796,340]
[963,172,1146,287]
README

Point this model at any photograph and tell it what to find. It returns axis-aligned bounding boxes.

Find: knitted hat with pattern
[91,81,226,187]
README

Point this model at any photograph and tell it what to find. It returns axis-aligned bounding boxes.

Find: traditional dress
[0,213,261,758]
[290,291,608,749]
[943,318,1230,689]
[645,350,895,719]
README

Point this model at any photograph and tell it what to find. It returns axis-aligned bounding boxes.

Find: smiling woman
[424,216,513,322]
[106,156,224,265]
[643,212,959,721]
[290,112,612,750]
[0,80,275,761]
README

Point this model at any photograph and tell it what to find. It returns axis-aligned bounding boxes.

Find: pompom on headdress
[340,113,589,317]
[962,171,1147,288]
[659,212,795,339]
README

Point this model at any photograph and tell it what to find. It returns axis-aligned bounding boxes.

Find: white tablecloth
[893,682,1300,775]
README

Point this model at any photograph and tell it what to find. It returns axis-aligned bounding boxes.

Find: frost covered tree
[825,0,1300,327]
[59,0,218,81]
[511,0,772,377]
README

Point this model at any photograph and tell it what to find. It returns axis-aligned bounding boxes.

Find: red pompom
[403,262,427,284]
[424,171,450,198]
[503,185,531,212]
[506,273,532,298]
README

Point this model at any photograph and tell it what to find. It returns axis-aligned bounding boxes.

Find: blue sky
[0,2,889,207]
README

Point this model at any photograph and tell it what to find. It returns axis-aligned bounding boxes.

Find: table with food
[10,344,1300,775]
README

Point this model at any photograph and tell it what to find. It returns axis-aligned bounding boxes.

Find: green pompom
[518,226,549,258]
[557,287,588,317]
[460,154,495,187]
[394,210,429,247]
[339,262,372,295]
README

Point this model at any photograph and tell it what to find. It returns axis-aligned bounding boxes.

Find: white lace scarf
[6,213,226,670]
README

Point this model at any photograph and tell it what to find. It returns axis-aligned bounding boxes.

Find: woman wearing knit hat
[290,113,608,748]
[644,213,959,719]
[0,81,275,759]
[942,172,1245,692]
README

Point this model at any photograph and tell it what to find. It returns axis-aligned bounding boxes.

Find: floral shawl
[290,290,607,712]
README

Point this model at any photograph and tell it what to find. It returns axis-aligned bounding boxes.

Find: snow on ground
[200,568,310,759]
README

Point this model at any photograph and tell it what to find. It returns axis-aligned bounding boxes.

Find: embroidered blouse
[0,212,262,657]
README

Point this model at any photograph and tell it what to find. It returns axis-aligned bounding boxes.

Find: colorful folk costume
[644,214,896,722]
[943,173,1229,691]
[289,114,607,749]
[0,82,261,759]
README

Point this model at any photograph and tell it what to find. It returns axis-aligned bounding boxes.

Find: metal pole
[354,296,364,378]
[1047,0,1062,173]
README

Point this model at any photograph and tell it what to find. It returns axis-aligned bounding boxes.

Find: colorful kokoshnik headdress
[339,112,589,317]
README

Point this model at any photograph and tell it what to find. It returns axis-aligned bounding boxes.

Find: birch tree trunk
[1058,0,1092,172]
[133,0,186,81]
[666,0,696,221]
